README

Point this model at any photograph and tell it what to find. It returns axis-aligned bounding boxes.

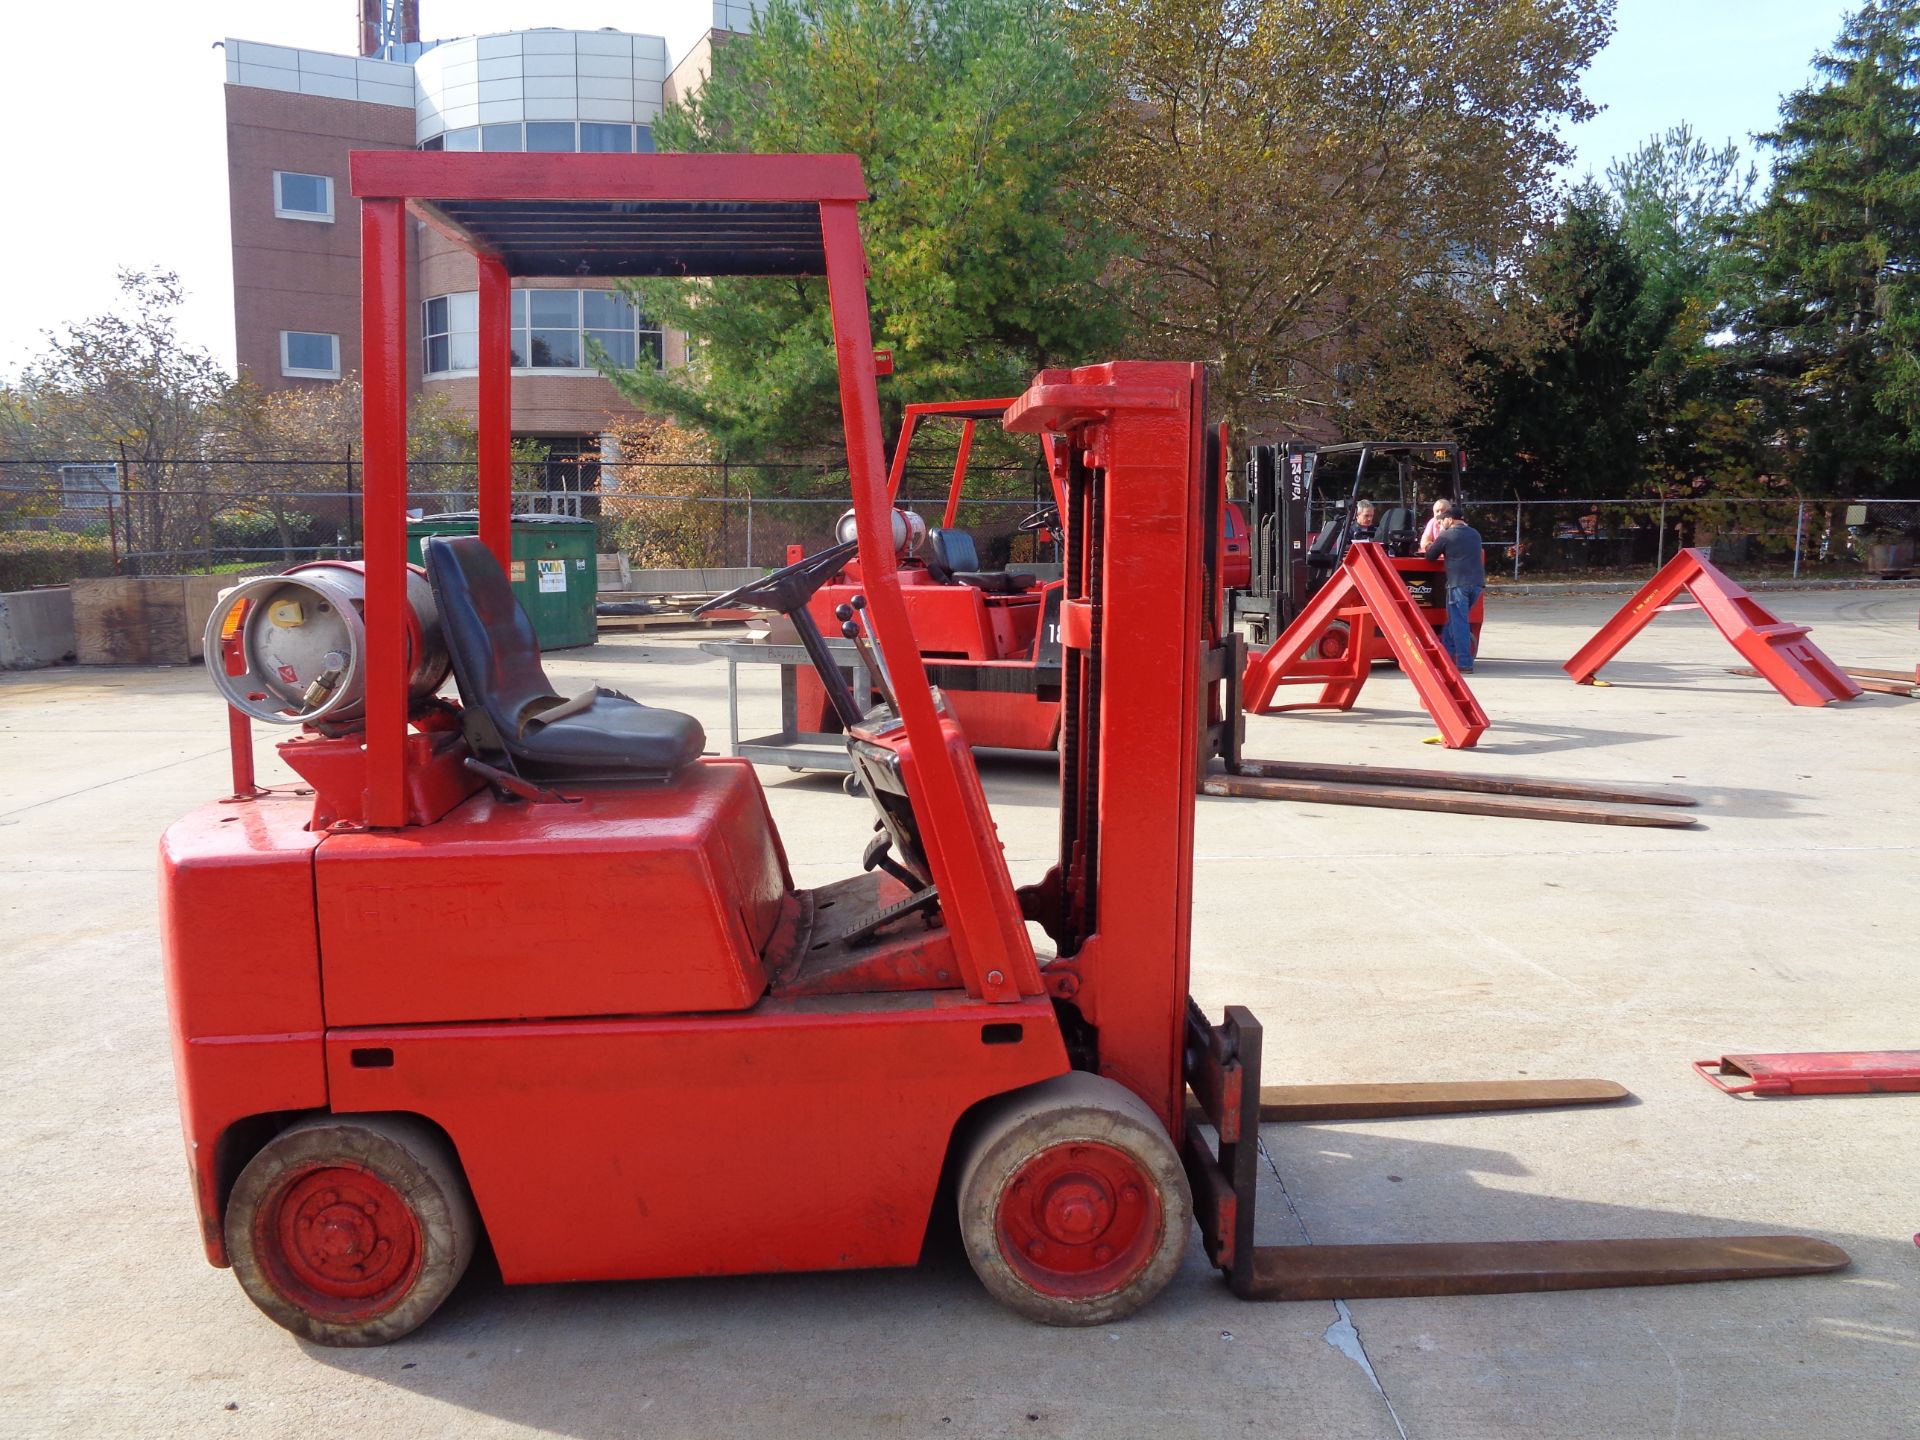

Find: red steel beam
[351,151,868,203]
[359,197,410,828]
[819,199,1035,1005]
[477,255,513,568]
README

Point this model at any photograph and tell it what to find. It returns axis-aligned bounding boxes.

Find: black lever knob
[841,621,860,639]
[834,603,854,621]
[849,594,867,611]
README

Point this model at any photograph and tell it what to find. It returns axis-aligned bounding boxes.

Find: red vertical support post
[227,708,258,798]
[817,200,1032,1003]
[942,420,975,528]
[883,410,919,503]
[360,197,409,828]
[477,255,513,568]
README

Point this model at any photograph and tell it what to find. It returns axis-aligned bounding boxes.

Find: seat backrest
[927,528,981,581]
[424,536,559,737]
[1308,514,1348,559]
[1377,506,1415,538]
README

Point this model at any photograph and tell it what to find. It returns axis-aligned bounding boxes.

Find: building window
[281,331,341,379]
[421,123,654,154]
[422,292,478,374]
[525,122,575,152]
[273,171,334,222]
[579,122,629,153]
[58,464,120,510]
[420,290,662,375]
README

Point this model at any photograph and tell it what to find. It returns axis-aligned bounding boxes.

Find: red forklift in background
[737,400,1243,764]
[1231,440,1481,658]
[794,397,1071,753]
[161,151,1843,1348]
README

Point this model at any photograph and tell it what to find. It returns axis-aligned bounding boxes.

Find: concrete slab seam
[1259,1136,1410,1440]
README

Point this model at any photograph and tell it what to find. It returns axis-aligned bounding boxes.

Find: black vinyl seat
[424,536,705,780]
[1375,506,1416,548]
[926,528,1035,595]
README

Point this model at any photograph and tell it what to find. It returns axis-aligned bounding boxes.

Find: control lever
[835,598,898,712]
[847,594,896,696]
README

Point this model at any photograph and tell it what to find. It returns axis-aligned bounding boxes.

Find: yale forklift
[161,152,1843,1346]
[1233,440,1479,656]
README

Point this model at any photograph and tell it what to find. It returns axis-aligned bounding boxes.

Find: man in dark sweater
[1421,515,1484,672]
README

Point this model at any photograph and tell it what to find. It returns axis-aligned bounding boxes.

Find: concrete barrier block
[0,586,77,669]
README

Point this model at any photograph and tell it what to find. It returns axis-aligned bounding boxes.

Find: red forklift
[162,151,1842,1347]
[795,397,1070,754]
[723,400,1242,765]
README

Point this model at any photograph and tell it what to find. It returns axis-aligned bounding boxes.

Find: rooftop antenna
[359,0,421,59]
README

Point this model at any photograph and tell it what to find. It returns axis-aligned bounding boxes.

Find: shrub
[0,532,115,591]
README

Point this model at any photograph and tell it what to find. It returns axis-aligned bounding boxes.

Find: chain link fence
[4,454,1916,588]
[0,456,1058,585]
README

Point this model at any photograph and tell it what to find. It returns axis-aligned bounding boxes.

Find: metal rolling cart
[699,635,870,772]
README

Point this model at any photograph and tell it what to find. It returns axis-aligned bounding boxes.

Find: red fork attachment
[1565,548,1861,706]
[1695,1051,1920,1097]
[1183,1004,1849,1302]
[1239,543,1487,749]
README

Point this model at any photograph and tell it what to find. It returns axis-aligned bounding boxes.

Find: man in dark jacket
[1421,515,1484,672]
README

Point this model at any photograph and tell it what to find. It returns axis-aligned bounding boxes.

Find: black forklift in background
[1231,440,1466,648]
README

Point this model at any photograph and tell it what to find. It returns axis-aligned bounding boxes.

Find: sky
[0,0,1867,380]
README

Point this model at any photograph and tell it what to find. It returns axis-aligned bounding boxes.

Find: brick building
[223,4,757,501]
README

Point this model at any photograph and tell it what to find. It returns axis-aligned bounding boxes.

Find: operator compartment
[315,758,790,1027]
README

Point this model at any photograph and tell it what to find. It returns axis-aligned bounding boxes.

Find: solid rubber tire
[224,1114,479,1347]
[956,1072,1191,1326]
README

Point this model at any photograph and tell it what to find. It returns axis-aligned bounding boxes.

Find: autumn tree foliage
[1073,0,1614,438]
[606,0,1125,462]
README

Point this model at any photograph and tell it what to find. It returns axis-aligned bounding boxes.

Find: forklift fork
[1181,1004,1848,1302]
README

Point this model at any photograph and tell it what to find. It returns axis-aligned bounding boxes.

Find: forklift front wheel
[1315,622,1350,660]
[957,1072,1192,1327]
[224,1114,479,1347]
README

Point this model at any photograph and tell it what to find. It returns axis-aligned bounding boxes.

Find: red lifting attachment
[1695,1051,1920,1097]
[1239,541,1488,749]
[1564,548,1862,706]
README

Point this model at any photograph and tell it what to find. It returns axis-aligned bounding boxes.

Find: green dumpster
[406,512,599,650]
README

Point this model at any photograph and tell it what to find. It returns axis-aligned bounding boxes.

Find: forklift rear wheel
[957,1072,1191,1326]
[224,1114,479,1347]
[1315,622,1350,660]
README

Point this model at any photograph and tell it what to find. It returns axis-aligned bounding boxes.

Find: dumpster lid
[415,510,595,527]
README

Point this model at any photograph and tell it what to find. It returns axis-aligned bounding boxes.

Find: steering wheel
[694,537,859,619]
[1016,504,1059,535]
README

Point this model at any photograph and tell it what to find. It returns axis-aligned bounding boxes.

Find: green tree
[1467,190,1673,499]
[1605,125,1761,492]
[604,0,1125,468]
[1607,124,1757,317]
[0,270,237,558]
[1733,1,1920,498]
[1073,0,1614,438]
[0,270,232,466]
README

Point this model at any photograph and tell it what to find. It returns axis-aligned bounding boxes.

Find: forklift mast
[1243,442,1315,613]
[1006,364,1213,1129]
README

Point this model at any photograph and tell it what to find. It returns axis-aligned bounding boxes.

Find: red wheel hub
[1316,625,1349,660]
[996,1141,1162,1299]
[256,1163,423,1321]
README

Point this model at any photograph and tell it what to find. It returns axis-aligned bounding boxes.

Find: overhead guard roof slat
[348,152,868,279]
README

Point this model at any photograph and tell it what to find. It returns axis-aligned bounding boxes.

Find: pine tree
[1736,1,1920,497]
[1466,191,1670,499]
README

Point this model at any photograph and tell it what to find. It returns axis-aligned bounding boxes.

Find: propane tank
[835,504,927,558]
[203,561,451,726]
